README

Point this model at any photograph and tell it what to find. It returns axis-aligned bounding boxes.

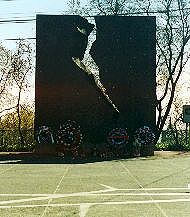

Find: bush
[0,129,35,152]
[155,129,190,151]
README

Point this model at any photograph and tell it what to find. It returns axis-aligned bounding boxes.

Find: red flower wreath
[55,120,82,157]
[107,128,129,147]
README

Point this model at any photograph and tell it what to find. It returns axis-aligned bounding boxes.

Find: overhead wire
[0,6,189,23]
[5,37,36,40]
[0,6,189,40]
[0,18,35,23]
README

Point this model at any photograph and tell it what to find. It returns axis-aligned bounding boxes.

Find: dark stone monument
[35,15,156,157]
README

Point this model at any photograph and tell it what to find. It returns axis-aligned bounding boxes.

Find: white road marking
[80,203,91,217]
[119,161,169,217]
[0,196,50,205]
[40,165,71,217]
[99,184,118,191]
[0,187,189,198]
[0,185,190,217]
[117,187,190,191]
[0,198,190,209]
[84,192,190,196]
[0,192,189,206]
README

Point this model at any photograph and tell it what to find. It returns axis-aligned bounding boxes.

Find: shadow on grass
[0,152,134,164]
[0,151,187,164]
[0,152,157,164]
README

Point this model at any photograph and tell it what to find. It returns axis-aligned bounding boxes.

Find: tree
[0,44,15,113]
[0,104,35,151]
[68,0,137,16]
[0,40,34,146]
[154,0,190,142]
[11,40,33,145]
[68,0,190,144]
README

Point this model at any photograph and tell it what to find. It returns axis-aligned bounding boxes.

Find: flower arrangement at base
[107,128,129,146]
[133,126,155,156]
[107,128,129,157]
[37,126,54,145]
[55,120,83,158]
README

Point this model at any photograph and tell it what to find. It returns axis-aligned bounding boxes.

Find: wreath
[55,120,82,156]
[134,126,155,146]
[37,126,54,145]
[107,128,129,147]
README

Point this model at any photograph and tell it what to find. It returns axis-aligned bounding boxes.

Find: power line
[0,18,35,24]
[4,37,36,40]
[0,16,35,20]
[0,6,189,23]
[0,6,189,40]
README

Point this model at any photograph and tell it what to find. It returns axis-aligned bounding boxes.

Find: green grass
[0,153,190,216]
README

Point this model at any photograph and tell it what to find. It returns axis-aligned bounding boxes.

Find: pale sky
[0,0,72,47]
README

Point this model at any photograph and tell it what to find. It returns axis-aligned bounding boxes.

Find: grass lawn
[0,152,190,216]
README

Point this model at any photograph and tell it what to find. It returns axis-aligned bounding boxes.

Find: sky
[0,0,71,48]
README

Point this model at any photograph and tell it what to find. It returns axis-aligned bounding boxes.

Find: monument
[35,15,156,157]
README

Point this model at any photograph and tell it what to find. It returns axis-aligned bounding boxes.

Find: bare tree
[11,40,33,145]
[0,46,11,96]
[67,0,136,16]
[68,0,190,144]
[0,40,34,146]
[0,44,16,113]
[155,0,190,141]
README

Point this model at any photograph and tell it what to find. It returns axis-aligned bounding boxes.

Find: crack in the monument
[72,20,119,114]
[72,57,119,113]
